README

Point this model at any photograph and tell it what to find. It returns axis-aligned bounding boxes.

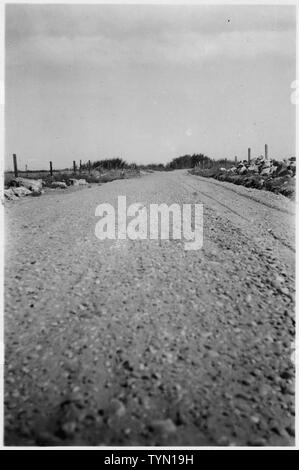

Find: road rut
[4,170,295,446]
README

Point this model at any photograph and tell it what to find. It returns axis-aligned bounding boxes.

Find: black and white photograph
[2,1,296,449]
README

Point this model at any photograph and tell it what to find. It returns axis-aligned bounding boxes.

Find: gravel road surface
[4,170,295,446]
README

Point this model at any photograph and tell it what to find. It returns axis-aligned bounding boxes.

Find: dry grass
[4,168,140,188]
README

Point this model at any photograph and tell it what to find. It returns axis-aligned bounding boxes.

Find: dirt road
[4,170,295,446]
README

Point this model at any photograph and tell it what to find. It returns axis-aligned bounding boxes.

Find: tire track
[177,175,295,254]
[187,172,295,216]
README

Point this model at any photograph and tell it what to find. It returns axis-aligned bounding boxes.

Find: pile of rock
[4,176,89,201]
[225,156,296,178]
[69,178,87,186]
[199,156,296,198]
[51,181,67,189]
[4,187,31,200]
[10,177,43,192]
[4,177,44,200]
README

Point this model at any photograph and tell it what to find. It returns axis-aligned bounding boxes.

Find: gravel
[4,170,295,446]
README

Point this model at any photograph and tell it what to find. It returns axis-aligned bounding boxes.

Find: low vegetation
[189,156,296,199]
[4,153,295,200]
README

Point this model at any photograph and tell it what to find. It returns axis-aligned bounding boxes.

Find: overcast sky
[5,4,296,170]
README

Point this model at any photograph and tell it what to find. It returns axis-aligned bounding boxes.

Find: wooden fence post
[235,156,238,166]
[225,158,227,169]
[88,160,91,175]
[79,160,82,174]
[50,161,53,176]
[73,161,76,175]
[265,144,268,161]
[248,148,251,164]
[13,154,18,178]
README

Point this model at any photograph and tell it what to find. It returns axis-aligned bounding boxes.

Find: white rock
[110,399,126,418]
[260,167,271,176]
[69,179,79,186]
[12,186,32,197]
[4,188,18,200]
[51,181,67,189]
[248,165,259,173]
[14,177,43,192]
[151,419,177,435]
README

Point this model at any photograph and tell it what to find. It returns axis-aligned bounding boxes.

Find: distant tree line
[138,163,165,171]
[167,154,235,170]
[167,154,206,169]
[80,154,235,172]
[81,157,127,171]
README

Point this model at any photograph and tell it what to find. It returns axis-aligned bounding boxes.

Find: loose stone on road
[5,170,295,446]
